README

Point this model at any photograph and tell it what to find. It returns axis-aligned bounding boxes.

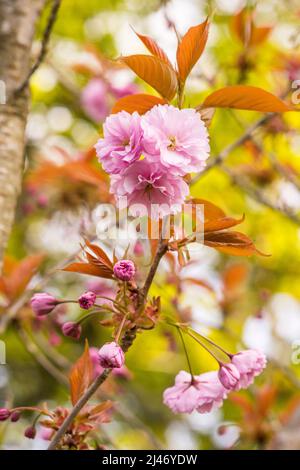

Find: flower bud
[78,291,96,310]
[10,411,21,422]
[113,260,136,281]
[218,363,240,390]
[62,322,82,340]
[0,408,11,421]
[24,426,36,439]
[30,293,59,317]
[98,341,125,368]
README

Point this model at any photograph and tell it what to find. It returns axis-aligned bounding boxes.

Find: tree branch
[47,238,168,450]
[15,0,62,96]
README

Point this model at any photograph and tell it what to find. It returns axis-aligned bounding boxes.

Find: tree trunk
[0,0,45,271]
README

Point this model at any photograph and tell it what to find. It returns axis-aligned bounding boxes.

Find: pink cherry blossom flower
[218,363,240,390]
[95,111,143,174]
[231,349,267,390]
[81,78,109,122]
[113,260,136,281]
[110,159,189,219]
[0,408,11,421]
[141,105,210,176]
[98,341,125,369]
[30,293,59,317]
[163,370,227,414]
[78,291,97,309]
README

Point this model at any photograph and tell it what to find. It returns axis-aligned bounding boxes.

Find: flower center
[167,135,177,151]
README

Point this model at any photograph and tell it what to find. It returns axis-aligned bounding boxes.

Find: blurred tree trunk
[0,0,45,272]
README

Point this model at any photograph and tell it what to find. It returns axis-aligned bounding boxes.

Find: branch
[191,113,274,185]
[221,165,300,225]
[47,238,168,450]
[47,368,111,450]
[15,0,62,96]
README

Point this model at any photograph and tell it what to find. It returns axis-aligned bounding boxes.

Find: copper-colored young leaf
[202,85,292,112]
[176,19,209,83]
[62,262,113,279]
[84,239,113,269]
[120,55,177,100]
[133,29,172,67]
[89,401,114,417]
[204,231,268,257]
[1,254,44,300]
[222,263,248,293]
[187,198,226,221]
[112,94,167,114]
[69,340,93,406]
[204,215,245,233]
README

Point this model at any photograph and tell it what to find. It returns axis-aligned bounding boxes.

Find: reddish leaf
[133,29,172,67]
[204,231,269,257]
[69,340,93,406]
[112,94,167,114]
[62,262,113,279]
[62,240,114,279]
[202,86,292,112]
[89,401,114,417]
[0,254,44,300]
[84,239,113,269]
[176,19,209,83]
[222,263,248,293]
[120,55,177,101]
[231,9,272,47]
[187,198,226,221]
[204,215,245,233]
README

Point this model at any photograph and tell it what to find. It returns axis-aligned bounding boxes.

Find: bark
[0,0,45,271]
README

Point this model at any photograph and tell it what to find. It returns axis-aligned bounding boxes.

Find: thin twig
[221,165,300,225]
[15,0,62,96]
[191,113,274,185]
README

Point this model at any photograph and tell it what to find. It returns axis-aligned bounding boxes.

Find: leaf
[112,94,167,114]
[133,29,172,67]
[69,340,93,406]
[120,55,177,101]
[202,85,292,112]
[84,239,113,269]
[62,240,114,279]
[62,262,113,279]
[0,254,44,300]
[176,19,209,83]
[204,215,245,233]
[204,231,269,256]
[89,401,114,417]
[187,198,226,221]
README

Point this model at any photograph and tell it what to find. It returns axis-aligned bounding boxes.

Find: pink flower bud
[0,408,11,421]
[113,260,136,281]
[62,322,82,340]
[30,293,59,317]
[78,291,97,309]
[24,426,36,439]
[218,363,240,390]
[98,341,125,368]
[10,411,21,422]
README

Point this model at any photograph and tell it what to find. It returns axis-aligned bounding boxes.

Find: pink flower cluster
[164,349,266,414]
[95,105,210,218]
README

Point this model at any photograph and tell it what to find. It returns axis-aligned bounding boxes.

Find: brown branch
[221,165,300,225]
[191,113,274,185]
[15,0,62,96]
[47,239,168,450]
